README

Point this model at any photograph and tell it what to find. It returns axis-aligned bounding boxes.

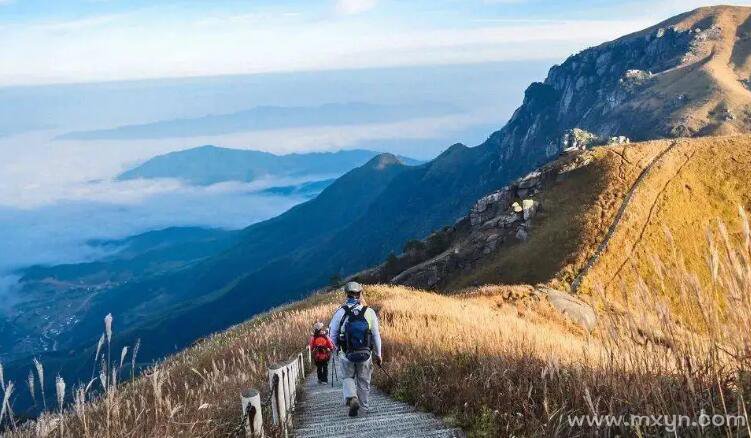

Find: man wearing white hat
[328,281,382,417]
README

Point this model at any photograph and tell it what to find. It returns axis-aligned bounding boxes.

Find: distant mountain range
[117,146,421,186]
[56,102,459,140]
[8,5,751,406]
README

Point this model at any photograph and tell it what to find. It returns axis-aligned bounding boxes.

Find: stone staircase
[293,372,464,438]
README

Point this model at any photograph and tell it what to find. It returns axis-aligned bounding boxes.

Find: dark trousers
[316,360,329,382]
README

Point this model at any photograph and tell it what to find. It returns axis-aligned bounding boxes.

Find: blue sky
[2,0,748,85]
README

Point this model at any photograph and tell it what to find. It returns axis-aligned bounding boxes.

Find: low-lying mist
[0,177,313,286]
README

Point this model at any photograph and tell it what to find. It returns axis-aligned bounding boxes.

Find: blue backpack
[341,305,372,363]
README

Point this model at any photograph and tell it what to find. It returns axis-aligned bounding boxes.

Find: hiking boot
[348,397,360,417]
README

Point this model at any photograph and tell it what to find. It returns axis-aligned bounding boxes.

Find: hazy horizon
[0,60,550,285]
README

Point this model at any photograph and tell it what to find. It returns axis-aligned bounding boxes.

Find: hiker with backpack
[328,281,382,417]
[309,322,335,384]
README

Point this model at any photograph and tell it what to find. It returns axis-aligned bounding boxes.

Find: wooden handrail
[241,345,311,436]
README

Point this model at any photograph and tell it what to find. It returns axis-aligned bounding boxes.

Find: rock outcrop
[539,288,598,331]
[560,128,631,152]
[355,151,594,289]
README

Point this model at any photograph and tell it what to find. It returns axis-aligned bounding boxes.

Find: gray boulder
[539,288,597,331]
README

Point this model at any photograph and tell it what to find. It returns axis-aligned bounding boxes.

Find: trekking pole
[331,351,336,388]
[333,353,339,384]
[376,362,393,380]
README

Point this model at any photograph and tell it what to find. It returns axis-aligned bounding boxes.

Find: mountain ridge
[117,146,421,186]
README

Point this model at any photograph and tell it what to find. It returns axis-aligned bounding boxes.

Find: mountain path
[292,369,464,438]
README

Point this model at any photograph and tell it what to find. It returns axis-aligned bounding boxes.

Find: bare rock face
[483,6,751,182]
[607,136,630,145]
[560,128,631,153]
[470,189,514,226]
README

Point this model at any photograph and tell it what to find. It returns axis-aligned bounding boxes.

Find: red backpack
[311,334,332,363]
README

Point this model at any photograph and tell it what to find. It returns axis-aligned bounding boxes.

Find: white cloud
[0,11,650,86]
[3,1,751,85]
[0,183,307,273]
[335,0,378,15]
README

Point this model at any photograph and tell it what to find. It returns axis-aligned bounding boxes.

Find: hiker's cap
[344,281,363,295]
[313,321,324,331]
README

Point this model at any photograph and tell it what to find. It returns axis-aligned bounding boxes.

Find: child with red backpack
[309,322,335,384]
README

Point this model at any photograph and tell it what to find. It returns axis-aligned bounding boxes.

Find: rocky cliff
[477,5,751,182]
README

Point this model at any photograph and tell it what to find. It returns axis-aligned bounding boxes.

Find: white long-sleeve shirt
[329,299,382,357]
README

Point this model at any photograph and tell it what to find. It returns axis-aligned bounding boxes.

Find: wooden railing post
[287,363,297,411]
[289,363,296,407]
[289,363,296,408]
[281,367,291,415]
[268,365,286,427]
[297,353,305,380]
[241,388,264,437]
[290,362,296,395]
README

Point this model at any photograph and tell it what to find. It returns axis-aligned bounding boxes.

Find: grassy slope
[576,136,751,305]
[663,6,751,137]
[445,135,751,306]
[604,5,751,139]
[445,140,667,290]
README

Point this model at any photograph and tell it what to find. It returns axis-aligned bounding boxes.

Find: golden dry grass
[578,136,751,315]
[367,214,751,435]
[449,134,751,320]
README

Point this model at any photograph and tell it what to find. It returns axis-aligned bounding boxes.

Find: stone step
[296,427,464,438]
[294,421,462,438]
[296,411,442,429]
[296,405,416,420]
[292,373,465,438]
